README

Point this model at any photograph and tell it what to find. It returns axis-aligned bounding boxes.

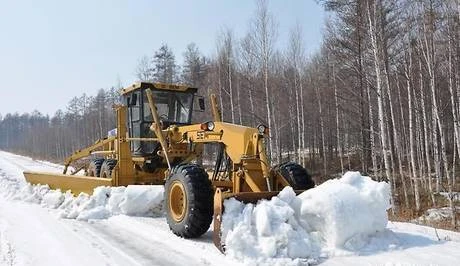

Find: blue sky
[0,0,325,116]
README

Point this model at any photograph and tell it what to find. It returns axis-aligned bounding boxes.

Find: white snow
[222,188,318,265]
[440,191,460,201]
[1,150,460,266]
[221,171,458,266]
[2,173,164,221]
[0,151,164,221]
[118,185,164,216]
[0,150,231,266]
[415,206,460,223]
[6,184,164,221]
[298,171,391,251]
[57,185,164,221]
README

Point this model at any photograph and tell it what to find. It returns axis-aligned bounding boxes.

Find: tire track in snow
[104,216,225,265]
[0,221,16,266]
[70,220,207,266]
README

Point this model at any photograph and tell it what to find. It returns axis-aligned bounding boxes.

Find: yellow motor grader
[23,82,315,251]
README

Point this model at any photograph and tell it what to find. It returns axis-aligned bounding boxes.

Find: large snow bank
[221,171,393,265]
[7,182,164,221]
[0,156,164,221]
[299,171,391,250]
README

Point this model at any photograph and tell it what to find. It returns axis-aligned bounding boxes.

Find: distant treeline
[0,88,119,160]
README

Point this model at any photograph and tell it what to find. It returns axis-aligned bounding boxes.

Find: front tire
[86,158,104,177]
[100,159,117,178]
[275,162,315,190]
[165,164,213,238]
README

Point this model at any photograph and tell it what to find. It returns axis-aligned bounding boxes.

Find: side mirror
[198,96,206,112]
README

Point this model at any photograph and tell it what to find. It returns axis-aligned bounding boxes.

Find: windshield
[143,90,193,124]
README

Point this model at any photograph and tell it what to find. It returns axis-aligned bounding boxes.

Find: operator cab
[121,82,200,157]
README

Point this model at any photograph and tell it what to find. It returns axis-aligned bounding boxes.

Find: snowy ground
[414,206,460,224]
[0,151,230,266]
[1,150,460,266]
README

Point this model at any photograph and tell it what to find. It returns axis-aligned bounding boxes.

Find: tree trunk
[395,74,410,208]
[407,66,421,212]
[367,1,395,211]
[419,58,435,205]
[333,64,344,174]
[295,73,302,164]
[300,73,306,167]
[315,84,327,177]
[366,79,378,180]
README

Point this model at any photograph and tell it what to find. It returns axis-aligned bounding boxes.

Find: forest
[0,0,459,223]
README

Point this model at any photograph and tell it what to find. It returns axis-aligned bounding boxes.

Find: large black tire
[275,162,315,190]
[100,159,117,178]
[86,158,104,177]
[164,164,213,238]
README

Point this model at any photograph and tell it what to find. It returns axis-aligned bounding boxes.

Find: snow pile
[0,155,164,221]
[415,207,460,223]
[221,171,393,265]
[440,192,460,201]
[298,171,391,250]
[9,182,164,221]
[222,188,318,266]
[0,170,23,199]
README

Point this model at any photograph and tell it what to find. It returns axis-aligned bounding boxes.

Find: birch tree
[367,0,395,210]
[250,0,277,162]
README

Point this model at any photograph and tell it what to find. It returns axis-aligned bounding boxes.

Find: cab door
[127,90,142,155]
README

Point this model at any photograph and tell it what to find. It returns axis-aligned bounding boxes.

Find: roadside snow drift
[5,182,164,221]
[221,171,392,265]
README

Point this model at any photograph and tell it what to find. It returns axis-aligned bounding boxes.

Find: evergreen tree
[152,44,177,83]
[182,43,207,87]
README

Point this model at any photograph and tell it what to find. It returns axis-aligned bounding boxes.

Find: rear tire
[100,159,117,178]
[86,159,104,177]
[165,164,213,238]
[275,162,315,190]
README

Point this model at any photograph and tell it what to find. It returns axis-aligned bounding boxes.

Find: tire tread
[165,164,213,238]
[274,162,315,190]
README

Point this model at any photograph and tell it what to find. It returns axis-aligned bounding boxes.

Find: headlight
[257,124,269,135]
[207,121,215,130]
[200,121,215,131]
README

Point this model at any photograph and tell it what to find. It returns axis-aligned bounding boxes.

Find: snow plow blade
[23,171,113,195]
[213,188,304,253]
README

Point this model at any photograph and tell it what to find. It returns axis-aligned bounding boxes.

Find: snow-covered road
[0,151,231,266]
[1,150,460,266]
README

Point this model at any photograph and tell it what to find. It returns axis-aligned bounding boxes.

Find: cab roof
[120,82,198,96]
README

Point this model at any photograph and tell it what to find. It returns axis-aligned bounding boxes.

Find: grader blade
[213,188,297,253]
[23,171,113,195]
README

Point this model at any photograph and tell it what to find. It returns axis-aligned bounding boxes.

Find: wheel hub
[169,181,187,222]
